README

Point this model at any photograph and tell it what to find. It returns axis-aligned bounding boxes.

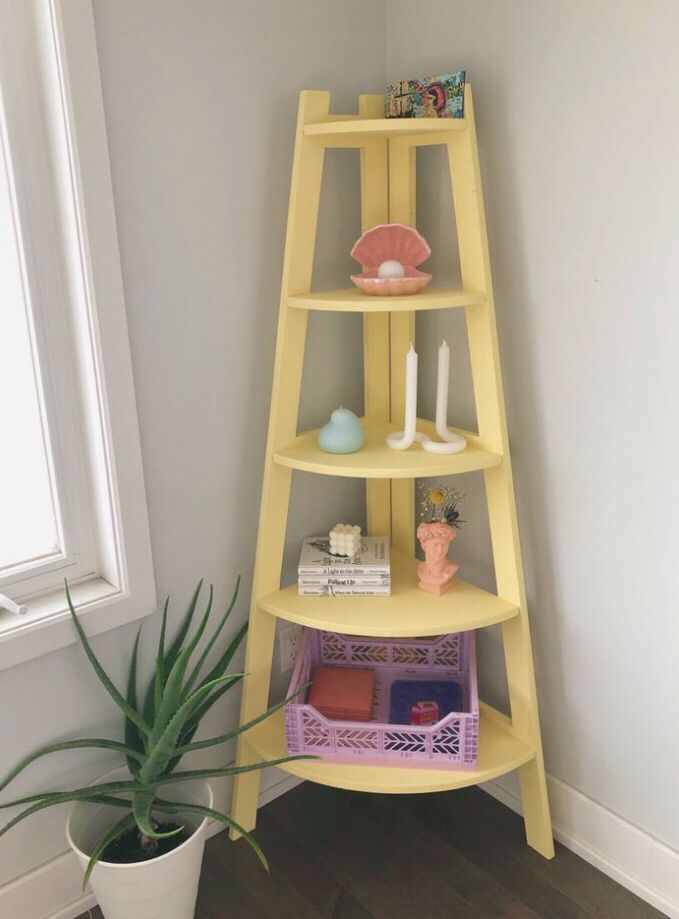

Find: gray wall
[0,0,384,888]
[388,0,679,851]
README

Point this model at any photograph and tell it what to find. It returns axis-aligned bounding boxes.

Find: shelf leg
[518,757,555,858]
[359,95,391,538]
[230,464,292,838]
[449,84,554,858]
[501,609,554,858]
[388,137,416,555]
[230,89,328,838]
[229,607,277,837]
[491,463,554,858]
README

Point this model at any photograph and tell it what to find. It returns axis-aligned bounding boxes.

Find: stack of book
[298,536,390,597]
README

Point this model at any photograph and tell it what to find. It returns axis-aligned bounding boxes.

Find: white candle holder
[385,340,468,454]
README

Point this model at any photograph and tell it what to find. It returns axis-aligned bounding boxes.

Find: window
[0,140,63,579]
[0,1,155,670]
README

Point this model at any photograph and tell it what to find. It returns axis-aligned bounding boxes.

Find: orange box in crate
[308,666,375,721]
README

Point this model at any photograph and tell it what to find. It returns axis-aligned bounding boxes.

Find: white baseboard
[0,771,303,919]
[482,774,679,919]
[256,770,303,809]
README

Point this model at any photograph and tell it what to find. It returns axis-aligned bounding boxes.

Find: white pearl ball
[377,259,405,279]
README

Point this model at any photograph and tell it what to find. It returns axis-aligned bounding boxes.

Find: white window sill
[0,578,156,672]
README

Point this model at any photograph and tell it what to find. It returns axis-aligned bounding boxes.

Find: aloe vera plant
[0,578,303,886]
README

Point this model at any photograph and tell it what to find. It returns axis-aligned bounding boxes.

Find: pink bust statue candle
[416,482,465,595]
[416,521,459,595]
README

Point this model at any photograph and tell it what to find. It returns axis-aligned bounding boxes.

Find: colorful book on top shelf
[385,71,466,119]
[298,536,390,597]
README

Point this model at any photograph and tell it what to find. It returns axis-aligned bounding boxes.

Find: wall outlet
[279,625,301,672]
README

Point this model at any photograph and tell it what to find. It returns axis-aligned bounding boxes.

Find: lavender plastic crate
[285,629,479,768]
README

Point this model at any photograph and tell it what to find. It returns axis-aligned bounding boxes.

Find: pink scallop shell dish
[350,223,433,296]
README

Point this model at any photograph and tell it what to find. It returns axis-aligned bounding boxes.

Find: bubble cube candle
[329,524,361,557]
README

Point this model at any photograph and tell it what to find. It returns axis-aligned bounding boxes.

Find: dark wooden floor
[80,783,664,918]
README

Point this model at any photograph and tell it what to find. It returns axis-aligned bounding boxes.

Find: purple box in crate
[285,629,479,769]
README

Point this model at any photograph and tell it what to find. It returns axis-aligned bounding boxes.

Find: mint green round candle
[318,408,364,454]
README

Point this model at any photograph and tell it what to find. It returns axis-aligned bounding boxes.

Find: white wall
[387,0,679,853]
[0,0,385,890]
[4,0,679,905]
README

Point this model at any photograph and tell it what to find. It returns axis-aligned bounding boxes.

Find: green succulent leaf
[139,674,243,785]
[126,626,141,710]
[159,755,316,786]
[181,673,244,737]
[191,619,247,697]
[147,585,215,750]
[0,795,131,843]
[142,597,169,728]
[182,576,241,697]
[132,788,184,841]
[163,580,203,677]
[65,582,150,737]
[174,687,306,758]
[141,580,203,733]
[125,626,144,773]
[163,674,245,774]
[154,798,268,872]
[0,740,144,794]
[157,596,168,676]
[84,813,137,889]
[153,659,163,719]
[0,781,140,810]
[173,626,248,750]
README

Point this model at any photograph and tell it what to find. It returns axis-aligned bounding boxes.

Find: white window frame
[0,0,156,671]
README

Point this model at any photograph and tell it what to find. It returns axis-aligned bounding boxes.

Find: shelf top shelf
[273,420,502,480]
[260,550,518,637]
[287,288,485,314]
[245,707,534,794]
[304,117,468,140]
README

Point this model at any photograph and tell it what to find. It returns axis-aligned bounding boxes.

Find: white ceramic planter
[66,767,212,919]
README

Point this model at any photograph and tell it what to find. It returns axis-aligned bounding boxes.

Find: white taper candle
[403,343,418,441]
[425,337,468,454]
[435,339,450,436]
[385,343,418,450]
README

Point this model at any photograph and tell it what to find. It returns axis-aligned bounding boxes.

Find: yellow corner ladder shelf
[230,85,554,858]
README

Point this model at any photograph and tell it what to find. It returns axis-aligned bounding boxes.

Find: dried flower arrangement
[418,482,465,529]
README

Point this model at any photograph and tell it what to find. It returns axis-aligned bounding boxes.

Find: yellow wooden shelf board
[273,419,502,479]
[287,288,486,314]
[259,550,518,636]
[304,117,468,139]
[245,707,534,795]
